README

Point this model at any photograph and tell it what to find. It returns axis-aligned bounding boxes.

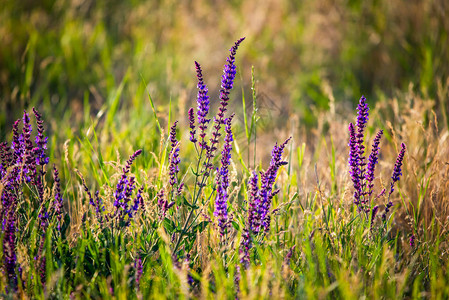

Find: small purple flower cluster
[214,115,234,236]
[157,189,175,220]
[134,256,143,290]
[409,234,415,247]
[348,96,406,223]
[112,149,143,223]
[240,137,291,267]
[80,149,144,226]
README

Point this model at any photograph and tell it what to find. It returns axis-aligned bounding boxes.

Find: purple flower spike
[157,189,173,220]
[355,96,369,205]
[53,165,63,231]
[219,37,246,121]
[365,130,383,204]
[11,119,22,165]
[169,121,178,149]
[3,206,18,290]
[33,108,49,169]
[259,137,291,233]
[239,225,251,269]
[389,143,406,196]
[0,142,12,179]
[370,205,379,228]
[348,123,361,207]
[168,121,181,188]
[382,143,406,221]
[214,115,234,236]
[188,107,197,143]
[135,256,143,290]
[409,234,415,247]
[22,110,36,183]
[194,61,210,149]
[113,150,142,222]
[205,38,245,169]
[248,171,261,234]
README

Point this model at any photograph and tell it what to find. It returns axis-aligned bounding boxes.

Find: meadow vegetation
[1,0,449,298]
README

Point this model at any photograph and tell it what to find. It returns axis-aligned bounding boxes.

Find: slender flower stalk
[348,123,362,208]
[188,108,197,144]
[382,143,406,221]
[22,111,36,183]
[113,149,142,221]
[3,204,18,290]
[136,185,146,213]
[239,225,251,269]
[134,256,143,290]
[194,61,210,150]
[168,121,181,189]
[370,205,379,229]
[248,171,261,234]
[33,108,49,170]
[234,264,241,299]
[11,120,22,165]
[53,165,63,231]
[365,130,383,202]
[0,142,12,179]
[259,137,291,233]
[214,115,234,236]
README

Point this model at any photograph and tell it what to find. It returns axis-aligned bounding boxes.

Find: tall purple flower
[356,96,369,206]
[218,37,246,121]
[205,38,245,168]
[214,115,234,236]
[194,61,210,149]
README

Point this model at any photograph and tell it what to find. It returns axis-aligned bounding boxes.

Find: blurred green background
[1,0,448,137]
